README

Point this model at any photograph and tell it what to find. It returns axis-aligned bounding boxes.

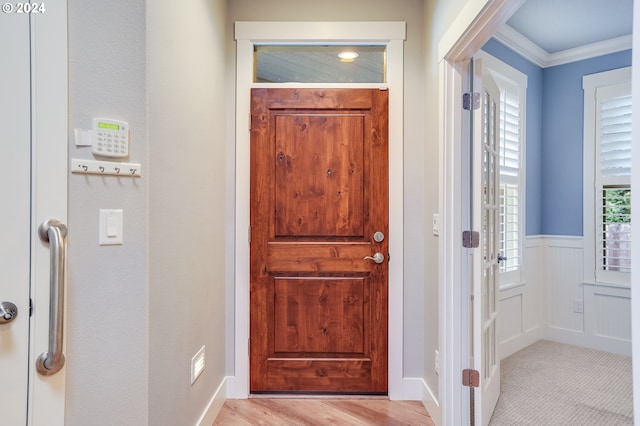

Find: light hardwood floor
[214,398,435,425]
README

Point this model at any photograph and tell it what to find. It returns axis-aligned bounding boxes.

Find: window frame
[583,66,632,287]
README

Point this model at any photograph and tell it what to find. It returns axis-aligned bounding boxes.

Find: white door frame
[438,1,524,424]
[230,21,406,399]
[29,3,68,424]
[632,2,640,419]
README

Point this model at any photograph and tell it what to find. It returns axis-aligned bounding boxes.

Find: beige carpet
[490,340,633,425]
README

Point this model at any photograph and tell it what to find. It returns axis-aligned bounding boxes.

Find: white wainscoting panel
[498,238,542,359]
[584,284,631,355]
[516,236,632,357]
[543,237,585,334]
[500,293,523,343]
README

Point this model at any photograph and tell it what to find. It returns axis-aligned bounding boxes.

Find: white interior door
[1,6,68,425]
[471,58,501,426]
[1,12,33,425]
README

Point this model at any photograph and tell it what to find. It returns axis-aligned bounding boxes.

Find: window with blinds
[583,67,631,286]
[596,87,631,276]
[497,81,522,279]
[478,51,527,287]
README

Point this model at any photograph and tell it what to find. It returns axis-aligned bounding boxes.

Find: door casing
[232,21,406,399]
[438,1,525,425]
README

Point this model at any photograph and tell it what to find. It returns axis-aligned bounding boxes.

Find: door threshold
[249,393,389,400]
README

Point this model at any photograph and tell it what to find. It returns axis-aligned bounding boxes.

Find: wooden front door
[250,88,389,393]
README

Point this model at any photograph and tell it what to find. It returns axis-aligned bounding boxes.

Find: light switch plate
[99,209,123,245]
[432,214,440,236]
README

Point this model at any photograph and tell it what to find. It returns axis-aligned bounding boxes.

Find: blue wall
[482,39,631,236]
[541,51,631,235]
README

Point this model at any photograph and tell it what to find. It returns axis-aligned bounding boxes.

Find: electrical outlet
[435,349,440,375]
[573,299,584,313]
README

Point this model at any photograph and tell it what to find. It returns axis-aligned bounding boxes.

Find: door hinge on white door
[462,368,479,387]
[462,230,479,248]
[464,368,480,426]
[463,92,480,110]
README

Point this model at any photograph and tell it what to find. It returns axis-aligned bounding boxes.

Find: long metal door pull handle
[364,253,385,264]
[36,219,67,376]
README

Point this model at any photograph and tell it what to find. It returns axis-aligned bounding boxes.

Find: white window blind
[600,93,632,178]
[498,83,521,276]
[596,85,631,276]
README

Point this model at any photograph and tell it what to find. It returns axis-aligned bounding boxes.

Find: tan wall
[227,0,432,393]
[148,0,229,424]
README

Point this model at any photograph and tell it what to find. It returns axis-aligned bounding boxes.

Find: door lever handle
[364,253,385,264]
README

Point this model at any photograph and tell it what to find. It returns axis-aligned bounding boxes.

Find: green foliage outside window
[603,188,631,224]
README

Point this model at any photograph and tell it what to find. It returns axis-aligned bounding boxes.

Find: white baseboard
[500,325,542,360]
[224,375,244,399]
[403,378,440,425]
[401,377,425,400]
[546,326,631,356]
[195,376,229,426]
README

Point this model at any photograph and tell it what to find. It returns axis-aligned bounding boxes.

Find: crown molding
[545,34,632,67]
[494,24,632,68]
[493,24,547,67]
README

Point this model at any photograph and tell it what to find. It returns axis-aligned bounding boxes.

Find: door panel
[1,12,32,425]
[250,88,388,393]
[274,114,365,237]
[1,8,67,424]
[472,59,501,426]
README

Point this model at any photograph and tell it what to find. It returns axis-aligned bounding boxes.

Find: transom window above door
[254,45,386,83]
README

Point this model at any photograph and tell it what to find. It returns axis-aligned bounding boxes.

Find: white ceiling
[506,0,633,54]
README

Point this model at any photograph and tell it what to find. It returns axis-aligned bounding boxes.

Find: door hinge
[29,298,33,316]
[462,230,479,248]
[462,368,480,388]
[463,92,480,110]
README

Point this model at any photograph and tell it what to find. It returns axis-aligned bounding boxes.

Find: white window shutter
[595,84,631,279]
[498,84,521,276]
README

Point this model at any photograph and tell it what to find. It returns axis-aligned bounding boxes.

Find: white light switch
[99,209,123,245]
[432,213,440,236]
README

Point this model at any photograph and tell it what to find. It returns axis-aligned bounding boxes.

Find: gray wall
[67,0,149,423]
[227,0,429,389]
[66,0,228,424]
